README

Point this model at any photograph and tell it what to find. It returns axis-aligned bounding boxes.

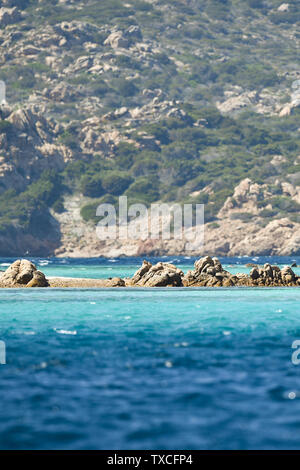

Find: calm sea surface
[1,256,300,450]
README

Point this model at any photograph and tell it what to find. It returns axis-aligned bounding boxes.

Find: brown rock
[222,277,235,287]
[104,31,130,49]
[213,257,223,272]
[131,260,152,284]
[27,271,49,287]
[0,259,49,287]
[132,261,184,287]
[194,256,214,274]
[105,277,125,287]
[250,267,260,280]
[281,266,295,284]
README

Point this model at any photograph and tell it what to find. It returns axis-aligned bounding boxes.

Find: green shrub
[101,171,133,195]
[92,79,111,97]
[80,194,118,222]
[246,0,264,8]
[115,142,138,169]
[269,11,300,25]
[208,222,220,229]
[80,202,100,222]
[141,122,170,145]
[270,196,300,213]
[113,79,137,97]
[0,120,12,134]
[64,160,87,180]
[125,176,160,204]
[132,156,159,177]
[230,212,254,222]
[25,170,64,207]
[259,209,277,218]
[59,130,79,150]
[81,175,104,198]
[52,198,65,214]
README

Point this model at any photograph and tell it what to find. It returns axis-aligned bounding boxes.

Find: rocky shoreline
[0,257,300,288]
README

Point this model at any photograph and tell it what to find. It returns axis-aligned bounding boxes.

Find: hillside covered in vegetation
[0,0,300,256]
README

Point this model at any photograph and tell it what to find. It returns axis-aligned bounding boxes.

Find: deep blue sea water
[1,256,300,450]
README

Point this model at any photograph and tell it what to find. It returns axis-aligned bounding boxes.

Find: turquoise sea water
[1,257,300,450]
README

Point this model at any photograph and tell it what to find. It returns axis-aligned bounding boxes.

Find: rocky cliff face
[0,105,70,193]
[0,0,300,257]
[49,178,300,258]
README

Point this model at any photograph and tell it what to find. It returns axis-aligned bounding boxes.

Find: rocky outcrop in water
[248,263,298,286]
[1,257,300,288]
[183,256,300,287]
[130,260,184,287]
[183,256,235,287]
[0,259,49,287]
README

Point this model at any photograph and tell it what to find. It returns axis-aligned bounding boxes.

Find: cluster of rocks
[0,260,49,288]
[0,257,299,288]
[129,260,184,287]
[183,256,300,287]
[129,256,300,288]
[104,26,143,49]
[249,264,298,286]
[183,256,235,287]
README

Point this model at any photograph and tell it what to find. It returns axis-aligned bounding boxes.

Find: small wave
[165,361,173,368]
[1,263,10,266]
[54,328,77,335]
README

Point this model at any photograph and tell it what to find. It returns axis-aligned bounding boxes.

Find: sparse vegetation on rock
[0,0,300,256]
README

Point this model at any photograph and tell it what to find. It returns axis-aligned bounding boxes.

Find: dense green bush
[80,202,100,223]
[91,79,112,97]
[141,122,170,145]
[246,0,264,8]
[131,155,159,177]
[205,0,231,20]
[81,175,104,198]
[259,209,277,218]
[64,160,87,180]
[230,212,254,222]
[0,120,12,134]
[0,170,64,233]
[269,11,300,25]
[113,79,138,97]
[52,198,65,214]
[269,196,300,213]
[114,142,138,169]
[101,171,133,195]
[125,176,160,204]
[80,194,118,222]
